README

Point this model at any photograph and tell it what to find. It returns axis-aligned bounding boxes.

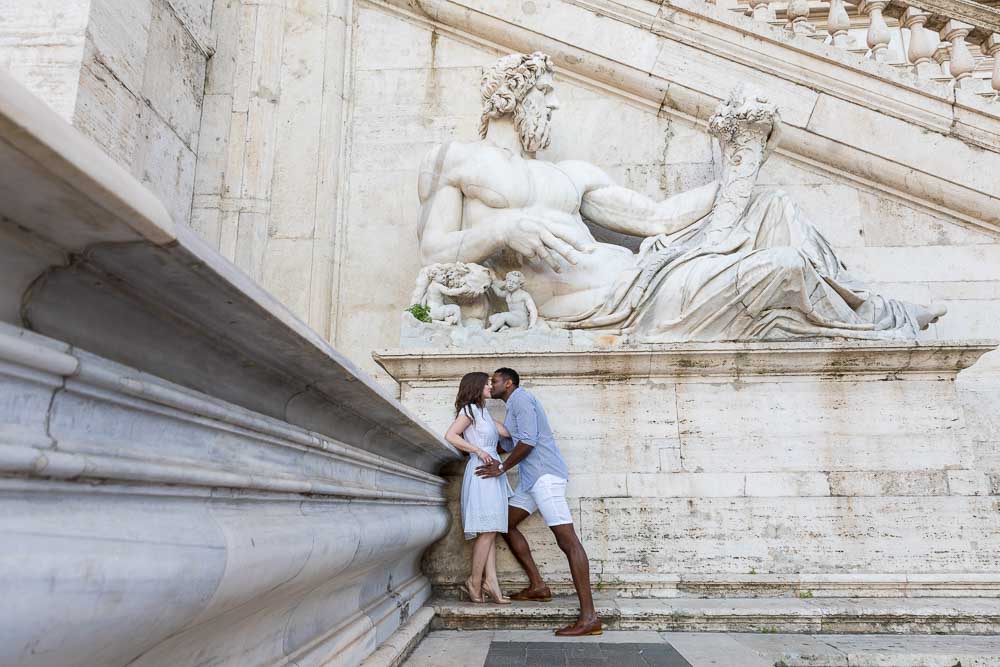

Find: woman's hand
[475,449,495,465]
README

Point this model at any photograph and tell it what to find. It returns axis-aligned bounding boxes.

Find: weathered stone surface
[0,0,90,121]
[141,0,205,150]
[380,342,999,598]
[429,597,1000,634]
[0,0,209,231]
[190,0,349,337]
[0,68,457,667]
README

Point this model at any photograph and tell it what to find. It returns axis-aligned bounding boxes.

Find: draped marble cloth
[549,190,933,341]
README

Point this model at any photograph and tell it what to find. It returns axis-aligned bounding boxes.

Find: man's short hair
[494,367,520,387]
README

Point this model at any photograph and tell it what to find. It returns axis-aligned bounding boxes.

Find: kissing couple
[444,367,602,636]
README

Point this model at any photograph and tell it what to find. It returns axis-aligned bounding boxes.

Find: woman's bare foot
[482,582,511,604]
[462,577,484,603]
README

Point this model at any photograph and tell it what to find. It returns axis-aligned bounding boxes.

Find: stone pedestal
[375,340,1000,600]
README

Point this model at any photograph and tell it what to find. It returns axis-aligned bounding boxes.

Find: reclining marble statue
[411,51,946,342]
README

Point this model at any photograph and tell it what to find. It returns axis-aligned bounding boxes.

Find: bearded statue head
[479,52,557,153]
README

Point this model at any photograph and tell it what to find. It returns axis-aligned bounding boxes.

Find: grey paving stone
[485,641,692,667]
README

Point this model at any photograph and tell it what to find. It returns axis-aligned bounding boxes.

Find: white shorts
[509,474,572,527]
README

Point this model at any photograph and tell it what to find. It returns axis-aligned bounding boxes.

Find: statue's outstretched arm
[561,159,718,238]
[581,182,719,237]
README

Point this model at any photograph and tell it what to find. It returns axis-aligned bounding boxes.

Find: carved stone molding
[375,339,998,382]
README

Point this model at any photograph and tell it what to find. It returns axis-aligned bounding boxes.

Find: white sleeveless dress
[459,404,513,540]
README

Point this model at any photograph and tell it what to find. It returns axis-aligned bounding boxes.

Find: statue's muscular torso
[418,141,635,317]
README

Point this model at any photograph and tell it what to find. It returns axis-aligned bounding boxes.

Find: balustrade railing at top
[711,0,1000,99]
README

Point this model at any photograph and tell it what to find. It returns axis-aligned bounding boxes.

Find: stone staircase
[430,596,1000,635]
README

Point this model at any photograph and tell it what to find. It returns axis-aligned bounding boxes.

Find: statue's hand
[501,217,591,273]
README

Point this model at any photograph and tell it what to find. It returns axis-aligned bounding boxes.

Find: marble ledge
[0,69,459,473]
[374,339,999,382]
[0,325,447,503]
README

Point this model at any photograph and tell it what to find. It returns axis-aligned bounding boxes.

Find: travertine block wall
[339,4,1000,380]
[191,0,349,336]
[0,0,211,227]
[381,346,1000,598]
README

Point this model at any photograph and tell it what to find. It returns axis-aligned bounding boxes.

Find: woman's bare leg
[484,533,499,590]
[466,532,495,600]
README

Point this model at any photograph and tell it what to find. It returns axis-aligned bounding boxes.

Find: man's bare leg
[500,505,551,599]
[551,523,600,634]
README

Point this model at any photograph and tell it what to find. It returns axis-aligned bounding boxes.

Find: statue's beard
[514,97,551,153]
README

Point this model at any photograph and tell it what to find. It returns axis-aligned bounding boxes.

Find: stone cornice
[374,0,1000,235]
[0,326,447,502]
[892,0,1000,34]
[374,340,998,382]
[0,70,459,473]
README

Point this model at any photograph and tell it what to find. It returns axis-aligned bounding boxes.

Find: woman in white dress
[445,372,513,604]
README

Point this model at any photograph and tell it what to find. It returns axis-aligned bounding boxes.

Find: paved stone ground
[403,630,1000,666]
[484,641,692,666]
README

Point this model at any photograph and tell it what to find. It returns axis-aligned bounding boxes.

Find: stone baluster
[786,0,816,35]
[748,0,773,22]
[933,42,952,77]
[827,0,851,47]
[902,8,938,77]
[984,34,1000,99]
[940,20,976,89]
[860,0,892,61]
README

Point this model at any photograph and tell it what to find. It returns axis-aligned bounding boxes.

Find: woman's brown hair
[455,372,489,422]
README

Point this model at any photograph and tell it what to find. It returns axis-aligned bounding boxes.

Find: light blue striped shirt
[503,387,569,491]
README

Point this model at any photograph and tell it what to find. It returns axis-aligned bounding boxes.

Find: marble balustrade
[721,0,1000,98]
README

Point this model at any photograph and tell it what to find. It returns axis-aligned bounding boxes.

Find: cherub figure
[410,264,467,325]
[488,271,538,332]
[410,262,494,326]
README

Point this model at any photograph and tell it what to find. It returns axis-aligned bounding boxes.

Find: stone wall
[190,0,350,337]
[336,1,1000,381]
[379,343,1000,599]
[0,0,212,227]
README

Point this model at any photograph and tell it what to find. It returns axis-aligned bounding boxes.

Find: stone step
[435,573,1000,600]
[431,597,1000,635]
[404,630,1000,667]
[734,633,1000,666]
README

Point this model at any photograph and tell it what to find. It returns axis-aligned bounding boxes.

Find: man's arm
[477,441,534,478]
[560,160,719,238]
[477,394,538,478]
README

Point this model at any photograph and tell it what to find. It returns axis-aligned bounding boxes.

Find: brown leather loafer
[554,617,603,637]
[508,586,553,602]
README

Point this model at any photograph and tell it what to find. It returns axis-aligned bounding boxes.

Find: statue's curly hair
[479,52,554,139]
